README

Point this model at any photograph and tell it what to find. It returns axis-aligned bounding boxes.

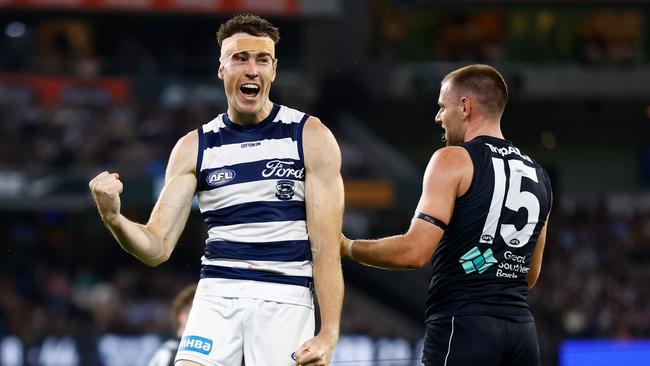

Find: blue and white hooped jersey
[195,103,313,307]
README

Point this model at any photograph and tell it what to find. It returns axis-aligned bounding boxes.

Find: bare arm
[294,117,344,366]
[89,131,198,266]
[528,215,549,288]
[343,146,472,269]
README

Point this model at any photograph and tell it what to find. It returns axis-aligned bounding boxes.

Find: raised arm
[89,130,198,267]
[294,117,344,366]
[342,146,472,269]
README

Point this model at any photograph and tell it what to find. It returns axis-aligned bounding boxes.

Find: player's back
[425,136,552,322]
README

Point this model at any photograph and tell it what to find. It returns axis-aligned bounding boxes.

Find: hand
[340,233,353,259]
[88,171,123,225]
[294,332,337,366]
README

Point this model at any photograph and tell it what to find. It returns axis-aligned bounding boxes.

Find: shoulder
[303,116,329,134]
[168,130,198,174]
[302,116,341,168]
[424,146,473,191]
[174,130,198,156]
[429,146,472,171]
[303,116,338,148]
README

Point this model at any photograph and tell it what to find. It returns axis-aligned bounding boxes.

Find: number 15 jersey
[425,136,552,322]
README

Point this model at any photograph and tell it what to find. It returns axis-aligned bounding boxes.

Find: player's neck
[464,119,504,142]
[227,100,274,125]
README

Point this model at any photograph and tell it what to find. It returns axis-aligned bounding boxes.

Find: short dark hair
[217,13,280,47]
[170,284,196,330]
[442,64,508,116]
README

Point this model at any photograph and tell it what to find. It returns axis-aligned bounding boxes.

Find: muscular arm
[294,117,344,365]
[89,131,198,267]
[345,146,472,269]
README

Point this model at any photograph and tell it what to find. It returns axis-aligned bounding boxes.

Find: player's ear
[271,58,278,82]
[460,96,471,118]
[217,65,224,80]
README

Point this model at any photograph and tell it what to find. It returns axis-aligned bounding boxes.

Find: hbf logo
[207,169,236,186]
[179,335,213,355]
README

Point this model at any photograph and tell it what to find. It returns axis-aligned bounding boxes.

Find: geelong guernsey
[195,103,313,307]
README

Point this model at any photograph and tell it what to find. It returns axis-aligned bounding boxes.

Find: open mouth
[240,83,260,98]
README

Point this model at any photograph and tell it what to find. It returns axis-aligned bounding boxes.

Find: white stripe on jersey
[201,138,299,170]
[274,107,305,124]
[201,258,313,277]
[207,220,308,243]
[202,115,226,133]
[199,180,305,213]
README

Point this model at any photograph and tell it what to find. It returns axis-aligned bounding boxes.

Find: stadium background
[0,0,649,365]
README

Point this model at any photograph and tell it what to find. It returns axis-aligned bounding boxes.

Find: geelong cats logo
[275,180,295,200]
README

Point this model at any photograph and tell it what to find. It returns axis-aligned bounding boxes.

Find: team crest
[275,180,295,200]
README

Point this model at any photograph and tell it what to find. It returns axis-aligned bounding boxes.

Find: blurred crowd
[0,84,219,170]
[532,206,650,363]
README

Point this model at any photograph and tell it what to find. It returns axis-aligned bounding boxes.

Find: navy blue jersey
[425,136,552,321]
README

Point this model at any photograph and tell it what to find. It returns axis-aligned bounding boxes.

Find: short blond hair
[442,64,508,116]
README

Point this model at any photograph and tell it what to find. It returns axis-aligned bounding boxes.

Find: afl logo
[207,169,236,186]
[275,180,295,200]
[481,234,493,242]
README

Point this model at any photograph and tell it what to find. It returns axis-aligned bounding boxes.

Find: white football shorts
[175,289,315,365]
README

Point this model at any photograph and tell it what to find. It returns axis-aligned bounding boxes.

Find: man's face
[435,81,465,146]
[218,33,277,117]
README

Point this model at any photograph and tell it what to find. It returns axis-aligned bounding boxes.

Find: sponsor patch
[459,246,497,274]
[262,160,304,179]
[207,169,236,186]
[179,335,213,355]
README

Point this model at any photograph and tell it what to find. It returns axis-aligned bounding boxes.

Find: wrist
[317,327,339,343]
[102,212,121,227]
[345,238,356,260]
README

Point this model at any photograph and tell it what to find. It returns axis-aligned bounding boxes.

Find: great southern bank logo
[207,168,236,186]
[179,335,213,355]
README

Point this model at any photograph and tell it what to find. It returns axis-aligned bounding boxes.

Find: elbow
[398,233,434,269]
[139,246,172,267]
[401,252,430,269]
[527,274,539,289]
[142,253,170,267]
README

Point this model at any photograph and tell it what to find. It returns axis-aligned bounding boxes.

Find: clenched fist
[89,171,124,225]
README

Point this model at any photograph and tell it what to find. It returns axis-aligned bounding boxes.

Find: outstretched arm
[89,131,198,266]
[294,117,344,366]
[342,146,472,269]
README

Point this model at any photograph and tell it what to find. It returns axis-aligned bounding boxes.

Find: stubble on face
[437,82,462,146]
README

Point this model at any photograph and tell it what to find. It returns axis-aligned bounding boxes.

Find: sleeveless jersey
[195,103,313,307]
[425,136,552,321]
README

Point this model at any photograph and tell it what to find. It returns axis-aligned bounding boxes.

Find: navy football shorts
[422,315,540,366]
